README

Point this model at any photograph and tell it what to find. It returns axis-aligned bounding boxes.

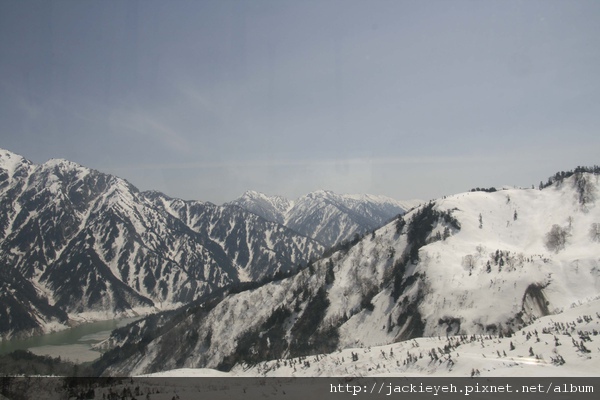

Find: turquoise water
[0,317,139,363]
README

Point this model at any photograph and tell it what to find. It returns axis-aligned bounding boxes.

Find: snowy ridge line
[228,189,416,248]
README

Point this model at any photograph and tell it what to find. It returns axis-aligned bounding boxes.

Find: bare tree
[545,224,569,252]
[590,223,600,242]
[462,254,475,275]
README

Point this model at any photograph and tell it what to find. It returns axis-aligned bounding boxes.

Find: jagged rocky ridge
[229,190,417,248]
[94,169,600,376]
[0,149,324,339]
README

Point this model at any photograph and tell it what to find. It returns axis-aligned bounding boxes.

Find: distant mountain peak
[240,190,262,198]
[307,189,334,196]
[230,189,412,247]
[43,157,79,167]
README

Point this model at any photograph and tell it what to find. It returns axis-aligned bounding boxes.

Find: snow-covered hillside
[95,170,600,376]
[146,298,600,377]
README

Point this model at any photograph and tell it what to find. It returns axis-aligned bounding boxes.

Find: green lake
[0,317,140,363]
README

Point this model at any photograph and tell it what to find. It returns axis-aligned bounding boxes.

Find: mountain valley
[92,167,600,377]
[0,148,410,341]
[1,148,599,378]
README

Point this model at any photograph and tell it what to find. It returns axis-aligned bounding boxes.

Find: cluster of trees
[225,306,293,368]
[289,288,337,357]
[243,306,598,376]
[403,202,460,262]
[574,172,596,206]
[394,294,426,340]
[487,249,520,273]
[390,203,461,315]
[360,286,379,311]
[227,263,303,296]
[538,165,600,190]
[0,350,93,376]
[221,286,339,370]
[470,187,498,193]
[321,232,363,259]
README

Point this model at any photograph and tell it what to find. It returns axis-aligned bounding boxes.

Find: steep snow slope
[95,171,600,376]
[143,191,323,282]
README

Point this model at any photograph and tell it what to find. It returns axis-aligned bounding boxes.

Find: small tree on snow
[590,223,600,242]
[545,224,569,253]
[462,255,475,275]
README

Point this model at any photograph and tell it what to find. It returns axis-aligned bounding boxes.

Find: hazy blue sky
[1,0,599,203]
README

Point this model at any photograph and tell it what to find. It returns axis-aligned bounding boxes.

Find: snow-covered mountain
[229,190,418,248]
[227,190,293,225]
[0,148,323,339]
[94,168,600,376]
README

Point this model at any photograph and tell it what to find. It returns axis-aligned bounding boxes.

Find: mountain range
[228,190,418,248]
[0,148,410,340]
[91,167,600,376]
[2,147,599,378]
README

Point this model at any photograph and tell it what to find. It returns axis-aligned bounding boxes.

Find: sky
[1,0,599,204]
